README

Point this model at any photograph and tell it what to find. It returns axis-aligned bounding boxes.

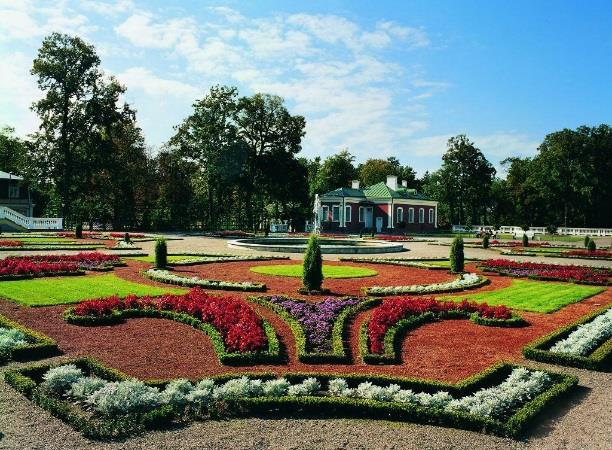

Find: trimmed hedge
[0,270,85,281]
[523,305,612,371]
[4,357,577,439]
[361,310,527,365]
[0,314,60,364]
[249,296,381,364]
[63,307,280,366]
[143,269,267,292]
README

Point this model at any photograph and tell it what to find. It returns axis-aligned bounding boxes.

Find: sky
[1,0,611,176]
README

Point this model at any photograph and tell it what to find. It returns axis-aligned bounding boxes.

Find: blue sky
[1,1,611,175]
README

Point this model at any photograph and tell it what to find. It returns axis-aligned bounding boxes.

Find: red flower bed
[109,232,145,238]
[479,259,611,284]
[1,252,122,276]
[491,240,551,247]
[0,240,23,247]
[370,235,414,241]
[56,231,102,238]
[367,296,511,354]
[73,289,268,353]
[566,249,612,258]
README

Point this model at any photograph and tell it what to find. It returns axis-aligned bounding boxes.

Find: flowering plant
[366,273,487,296]
[267,296,359,352]
[565,249,612,259]
[144,268,266,292]
[0,253,122,278]
[367,296,512,354]
[479,259,611,284]
[72,289,268,353]
[0,240,23,247]
[109,232,145,239]
[549,308,612,356]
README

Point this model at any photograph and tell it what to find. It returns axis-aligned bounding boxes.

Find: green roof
[322,181,433,201]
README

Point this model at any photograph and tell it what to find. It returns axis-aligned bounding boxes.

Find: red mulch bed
[0,258,610,383]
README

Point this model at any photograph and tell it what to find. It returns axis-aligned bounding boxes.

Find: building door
[364,207,373,228]
[375,216,383,233]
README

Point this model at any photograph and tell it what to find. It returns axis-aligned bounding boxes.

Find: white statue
[313,194,322,234]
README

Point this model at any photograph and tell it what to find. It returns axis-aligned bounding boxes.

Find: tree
[437,135,496,225]
[0,126,26,174]
[155,238,167,268]
[358,157,418,188]
[312,150,356,195]
[302,234,323,291]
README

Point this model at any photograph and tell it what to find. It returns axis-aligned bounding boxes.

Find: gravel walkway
[1,358,610,449]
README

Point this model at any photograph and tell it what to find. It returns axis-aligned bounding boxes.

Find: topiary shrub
[155,238,167,269]
[522,233,529,247]
[587,239,596,252]
[584,235,591,248]
[302,234,323,291]
[75,223,83,239]
[450,236,464,273]
[482,234,489,249]
[124,232,131,244]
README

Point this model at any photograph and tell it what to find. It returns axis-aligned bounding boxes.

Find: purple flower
[269,297,359,353]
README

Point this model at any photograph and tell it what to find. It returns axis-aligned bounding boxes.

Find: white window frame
[322,205,329,222]
[429,208,434,224]
[8,184,20,199]
[396,207,404,224]
[332,205,340,222]
[345,205,352,223]
[358,206,365,223]
[419,208,425,224]
[408,207,414,223]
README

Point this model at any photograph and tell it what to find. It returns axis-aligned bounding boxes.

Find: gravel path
[1,358,610,449]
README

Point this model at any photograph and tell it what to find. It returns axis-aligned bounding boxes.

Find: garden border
[143,269,267,292]
[364,273,490,296]
[522,305,612,371]
[248,296,381,364]
[3,357,577,439]
[62,307,280,366]
[0,314,60,363]
[360,310,527,365]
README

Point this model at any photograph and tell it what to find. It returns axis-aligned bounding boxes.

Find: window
[358,206,364,222]
[8,184,20,199]
[408,208,414,223]
[396,207,404,224]
[322,205,329,222]
[332,205,340,222]
[419,208,425,223]
[429,208,434,224]
[345,205,351,223]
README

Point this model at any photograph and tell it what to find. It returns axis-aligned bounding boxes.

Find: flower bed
[4,358,577,439]
[362,296,524,363]
[109,232,146,239]
[523,305,612,371]
[144,269,266,292]
[168,254,287,266]
[250,296,379,363]
[478,259,611,285]
[0,314,59,364]
[64,290,278,364]
[0,239,23,247]
[559,249,612,260]
[365,273,488,296]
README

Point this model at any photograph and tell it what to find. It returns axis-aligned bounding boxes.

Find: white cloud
[80,0,134,16]
[115,12,196,49]
[0,52,41,134]
[116,67,199,98]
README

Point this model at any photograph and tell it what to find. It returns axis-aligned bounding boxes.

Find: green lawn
[0,274,186,306]
[250,264,378,279]
[443,279,605,313]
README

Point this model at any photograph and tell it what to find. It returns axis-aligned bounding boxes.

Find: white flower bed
[0,327,28,360]
[45,366,549,420]
[144,269,264,291]
[367,273,485,296]
[550,308,612,356]
[170,255,275,265]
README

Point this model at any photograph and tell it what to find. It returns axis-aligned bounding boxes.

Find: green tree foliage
[587,239,596,251]
[312,150,356,195]
[450,236,464,273]
[155,238,167,268]
[302,234,323,291]
[0,126,25,174]
[358,157,417,188]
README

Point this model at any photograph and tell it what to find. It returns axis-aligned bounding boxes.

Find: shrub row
[4,357,577,439]
[0,314,60,364]
[522,305,612,371]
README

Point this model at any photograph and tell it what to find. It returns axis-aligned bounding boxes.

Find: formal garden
[0,231,610,445]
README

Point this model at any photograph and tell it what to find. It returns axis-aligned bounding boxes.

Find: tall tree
[0,126,26,174]
[313,150,356,195]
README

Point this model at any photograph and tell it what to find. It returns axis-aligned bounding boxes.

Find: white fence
[0,206,63,230]
[453,224,612,237]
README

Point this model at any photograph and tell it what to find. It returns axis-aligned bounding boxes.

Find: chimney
[351,180,360,189]
[386,175,398,190]
[401,180,408,188]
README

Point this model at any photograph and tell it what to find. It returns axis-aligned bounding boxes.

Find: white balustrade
[0,206,63,230]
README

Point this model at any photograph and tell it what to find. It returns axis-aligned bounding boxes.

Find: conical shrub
[450,236,464,273]
[302,234,323,291]
[155,238,167,269]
